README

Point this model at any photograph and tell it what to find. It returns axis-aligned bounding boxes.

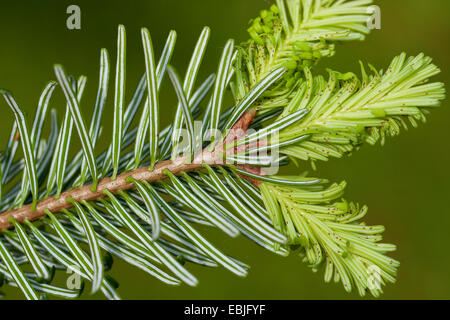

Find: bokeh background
[0,0,449,299]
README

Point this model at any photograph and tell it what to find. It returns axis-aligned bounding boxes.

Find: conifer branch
[0,0,444,300]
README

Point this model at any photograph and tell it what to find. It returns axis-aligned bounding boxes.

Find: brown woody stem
[0,109,261,230]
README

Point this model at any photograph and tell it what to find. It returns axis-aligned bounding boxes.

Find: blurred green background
[0,0,449,299]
